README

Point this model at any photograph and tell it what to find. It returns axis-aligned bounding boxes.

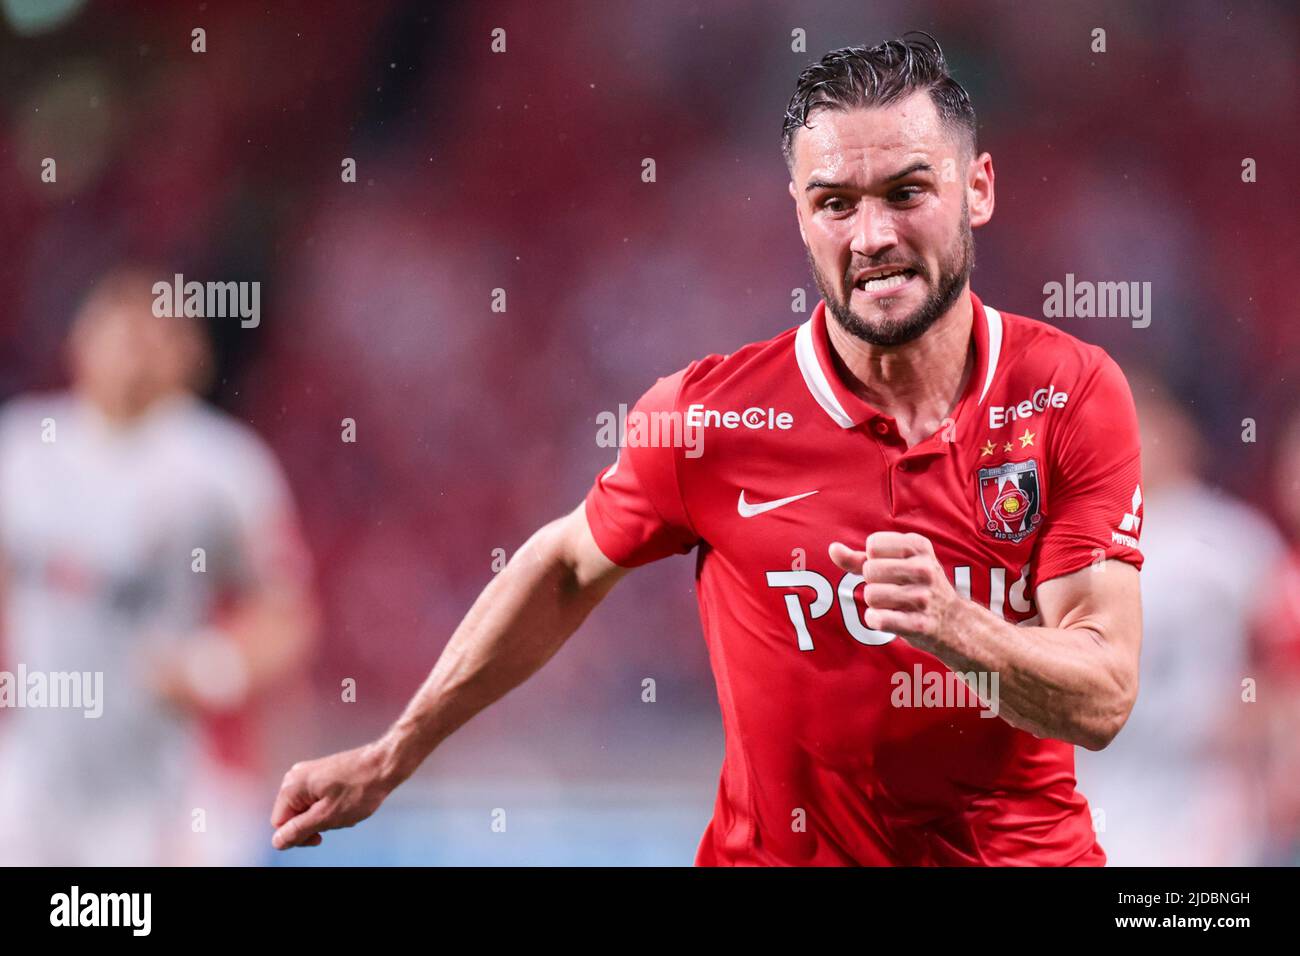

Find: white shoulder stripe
[978,306,1003,406]
[795,319,855,428]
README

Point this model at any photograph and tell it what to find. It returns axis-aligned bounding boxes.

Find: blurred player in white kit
[0,268,317,865]
[1074,372,1285,865]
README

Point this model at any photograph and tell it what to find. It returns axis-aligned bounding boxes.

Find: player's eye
[888,186,923,204]
[819,196,850,213]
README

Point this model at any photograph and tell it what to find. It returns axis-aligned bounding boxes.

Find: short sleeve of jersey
[1033,351,1144,588]
[584,368,700,567]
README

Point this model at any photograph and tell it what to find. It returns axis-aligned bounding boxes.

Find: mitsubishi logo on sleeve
[1119,484,1142,533]
[1112,484,1142,548]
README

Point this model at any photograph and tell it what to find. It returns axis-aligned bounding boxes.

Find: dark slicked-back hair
[781,32,976,171]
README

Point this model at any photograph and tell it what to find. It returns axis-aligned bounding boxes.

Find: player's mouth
[851,267,919,299]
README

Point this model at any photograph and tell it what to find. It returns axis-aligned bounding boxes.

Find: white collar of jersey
[794,293,1004,429]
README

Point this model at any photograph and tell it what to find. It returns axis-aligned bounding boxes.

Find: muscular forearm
[926,597,1134,750]
[831,535,1141,752]
[269,507,626,850]
[373,517,620,785]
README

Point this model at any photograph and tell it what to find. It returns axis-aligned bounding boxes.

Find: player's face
[70,299,201,419]
[788,91,994,347]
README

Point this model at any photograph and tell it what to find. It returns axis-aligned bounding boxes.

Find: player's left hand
[828,531,959,651]
[140,646,209,717]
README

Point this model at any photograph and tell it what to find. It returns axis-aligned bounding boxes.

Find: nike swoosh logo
[737,489,819,518]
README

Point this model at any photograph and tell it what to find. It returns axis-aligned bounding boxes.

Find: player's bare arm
[270,502,627,849]
[830,532,1140,750]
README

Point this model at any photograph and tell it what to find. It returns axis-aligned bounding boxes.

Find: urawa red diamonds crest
[977,458,1043,543]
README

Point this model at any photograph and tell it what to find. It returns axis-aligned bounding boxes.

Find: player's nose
[849,207,898,259]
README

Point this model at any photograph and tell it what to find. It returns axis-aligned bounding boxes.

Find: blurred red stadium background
[0,0,1296,864]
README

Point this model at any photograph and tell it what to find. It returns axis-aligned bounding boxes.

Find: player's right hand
[270,743,395,849]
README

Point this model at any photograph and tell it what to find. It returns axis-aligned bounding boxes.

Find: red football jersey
[585,290,1143,866]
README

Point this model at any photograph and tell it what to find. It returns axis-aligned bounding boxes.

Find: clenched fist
[828,531,959,651]
[270,743,398,850]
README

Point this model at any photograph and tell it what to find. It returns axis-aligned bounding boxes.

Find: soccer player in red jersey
[271,34,1143,866]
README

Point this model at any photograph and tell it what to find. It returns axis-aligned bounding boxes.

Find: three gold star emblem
[981,431,1037,457]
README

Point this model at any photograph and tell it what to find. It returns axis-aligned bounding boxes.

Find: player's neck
[77,386,188,428]
[826,290,975,440]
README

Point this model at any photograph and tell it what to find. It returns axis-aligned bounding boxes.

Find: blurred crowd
[0,0,1296,864]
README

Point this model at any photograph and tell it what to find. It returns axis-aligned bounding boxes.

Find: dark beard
[810,208,974,348]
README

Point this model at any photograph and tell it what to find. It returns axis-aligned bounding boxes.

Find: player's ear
[967,151,995,229]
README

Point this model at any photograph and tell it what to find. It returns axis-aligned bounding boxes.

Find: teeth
[858,271,911,291]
